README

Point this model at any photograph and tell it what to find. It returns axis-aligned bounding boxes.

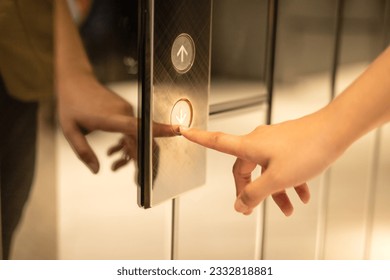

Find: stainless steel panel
[264,0,390,260]
[173,0,271,259]
[210,0,269,114]
[369,123,390,259]
[174,105,267,260]
[369,0,390,259]
[323,0,387,260]
[263,0,338,260]
[138,0,212,208]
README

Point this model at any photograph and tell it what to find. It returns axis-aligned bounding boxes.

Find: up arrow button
[171,33,195,73]
[177,45,189,63]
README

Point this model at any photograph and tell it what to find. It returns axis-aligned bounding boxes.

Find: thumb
[63,125,100,174]
[234,170,277,214]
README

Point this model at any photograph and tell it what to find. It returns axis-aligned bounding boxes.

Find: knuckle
[265,167,283,186]
[240,190,259,208]
[210,131,224,147]
[240,137,252,159]
[232,160,240,174]
[232,161,250,179]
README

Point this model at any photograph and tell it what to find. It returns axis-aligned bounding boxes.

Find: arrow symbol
[177,45,188,63]
[175,107,187,124]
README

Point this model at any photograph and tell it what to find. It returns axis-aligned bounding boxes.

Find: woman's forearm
[321,47,390,153]
[55,0,94,89]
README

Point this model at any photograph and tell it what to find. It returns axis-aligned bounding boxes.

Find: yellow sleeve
[0,0,53,102]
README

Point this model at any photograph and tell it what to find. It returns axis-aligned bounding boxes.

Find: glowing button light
[170,99,193,128]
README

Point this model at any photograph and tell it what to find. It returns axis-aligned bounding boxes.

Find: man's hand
[57,74,137,173]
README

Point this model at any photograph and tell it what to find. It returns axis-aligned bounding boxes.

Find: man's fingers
[111,158,131,171]
[180,128,245,158]
[63,126,99,173]
[89,114,138,136]
[107,142,124,156]
[153,123,178,137]
[91,114,178,138]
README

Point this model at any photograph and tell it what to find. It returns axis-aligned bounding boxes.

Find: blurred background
[10,0,390,259]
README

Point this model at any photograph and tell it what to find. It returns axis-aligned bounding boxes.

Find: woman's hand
[180,110,344,216]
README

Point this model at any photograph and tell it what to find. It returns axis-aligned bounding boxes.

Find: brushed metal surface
[138,0,212,208]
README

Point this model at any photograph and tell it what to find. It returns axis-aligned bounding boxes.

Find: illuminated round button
[171,34,195,73]
[170,99,193,128]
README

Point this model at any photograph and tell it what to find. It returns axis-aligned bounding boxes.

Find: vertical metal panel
[263,0,337,259]
[173,0,270,260]
[174,105,266,259]
[366,0,390,260]
[369,124,390,259]
[323,0,387,260]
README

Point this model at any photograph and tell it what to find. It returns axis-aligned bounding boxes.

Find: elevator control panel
[138,0,212,208]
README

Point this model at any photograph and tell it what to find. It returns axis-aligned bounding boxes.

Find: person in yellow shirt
[0,0,136,259]
[0,0,54,260]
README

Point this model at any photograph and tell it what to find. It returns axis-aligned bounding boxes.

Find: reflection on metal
[260,0,279,260]
[330,0,345,100]
[210,95,267,115]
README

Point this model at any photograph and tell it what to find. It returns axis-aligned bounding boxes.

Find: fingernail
[87,162,99,174]
[234,198,250,214]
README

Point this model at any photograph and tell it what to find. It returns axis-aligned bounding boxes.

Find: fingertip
[234,197,251,214]
[87,161,99,174]
[272,191,294,217]
[283,207,294,217]
[243,209,254,216]
[111,162,118,171]
[295,183,311,204]
[301,195,310,204]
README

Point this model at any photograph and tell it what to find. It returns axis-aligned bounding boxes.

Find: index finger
[89,114,138,136]
[180,127,245,158]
